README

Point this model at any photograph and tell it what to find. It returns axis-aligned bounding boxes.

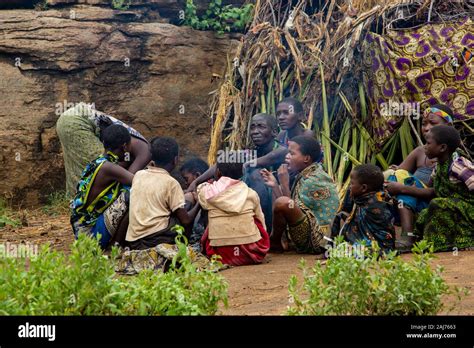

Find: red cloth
[201,218,270,266]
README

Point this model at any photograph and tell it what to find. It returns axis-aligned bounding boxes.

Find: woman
[385,104,455,249]
[56,102,151,195]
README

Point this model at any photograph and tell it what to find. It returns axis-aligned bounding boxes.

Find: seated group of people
[59,99,474,268]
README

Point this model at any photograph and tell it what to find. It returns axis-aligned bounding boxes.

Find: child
[197,160,270,266]
[386,104,454,247]
[261,136,339,254]
[186,113,287,232]
[415,125,474,251]
[179,157,210,251]
[186,113,287,191]
[180,157,209,189]
[126,137,200,250]
[332,164,395,253]
[70,124,134,249]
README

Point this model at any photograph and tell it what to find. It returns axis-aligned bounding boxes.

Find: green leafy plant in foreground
[182,0,254,35]
[287,239,468,315]
[0,230,228,315]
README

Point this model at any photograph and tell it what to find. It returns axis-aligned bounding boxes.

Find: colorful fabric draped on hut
[362,18,474,144]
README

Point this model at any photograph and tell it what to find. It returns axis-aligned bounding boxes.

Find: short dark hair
[102,124,131,150]
[150,136,179,166]
[279,97,304,115]
[216,161,244,180]
[180,157,209,175]
[290,135,321,163]
[353,164,384,192]
[429,125,461,153]
[252,113,278,131]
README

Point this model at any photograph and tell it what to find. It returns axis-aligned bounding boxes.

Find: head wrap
[423,106,453,124]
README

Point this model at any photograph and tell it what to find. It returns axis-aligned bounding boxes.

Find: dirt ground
[220,251,474,315]
[1,211,473,315]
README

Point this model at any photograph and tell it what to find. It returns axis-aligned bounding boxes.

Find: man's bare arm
[252,147,288,169]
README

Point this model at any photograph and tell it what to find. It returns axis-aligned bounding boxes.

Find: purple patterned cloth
[362,19,474,144]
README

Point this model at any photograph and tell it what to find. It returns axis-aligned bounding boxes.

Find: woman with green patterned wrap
[260,136,339,254]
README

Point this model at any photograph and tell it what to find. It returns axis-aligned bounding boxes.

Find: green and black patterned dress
[416,158,474,251]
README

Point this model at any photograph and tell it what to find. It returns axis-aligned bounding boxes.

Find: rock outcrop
[0,6,240,205]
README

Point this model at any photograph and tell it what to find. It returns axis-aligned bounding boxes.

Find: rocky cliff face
[0,4,240,205]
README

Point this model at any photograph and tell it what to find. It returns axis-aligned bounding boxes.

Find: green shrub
[0,230,227,315]
[120,231,228,315]
[34,0,49,11]
[182,0,254,35]
[0,198,20,228]
[287,239,467,315]
[111,0,130,10]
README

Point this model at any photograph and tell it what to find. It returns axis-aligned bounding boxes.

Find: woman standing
[56,102,151,195]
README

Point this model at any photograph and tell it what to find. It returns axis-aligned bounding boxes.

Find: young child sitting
[415,125,474,251]
[125,137,200,250]
[180,157,209,189]
[179,157,210,251]
[197,160,270,266]
[186,113,287,233]
[332,164,395,253]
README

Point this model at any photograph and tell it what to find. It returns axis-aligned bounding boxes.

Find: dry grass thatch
[208,0,474,194]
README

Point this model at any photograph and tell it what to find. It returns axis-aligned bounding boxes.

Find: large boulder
[0,0,247,19]
[0,7,240,205]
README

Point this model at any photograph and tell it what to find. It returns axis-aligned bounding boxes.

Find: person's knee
[274,196,292,212]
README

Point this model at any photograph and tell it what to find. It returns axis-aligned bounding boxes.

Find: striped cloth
[450,154,474,191]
